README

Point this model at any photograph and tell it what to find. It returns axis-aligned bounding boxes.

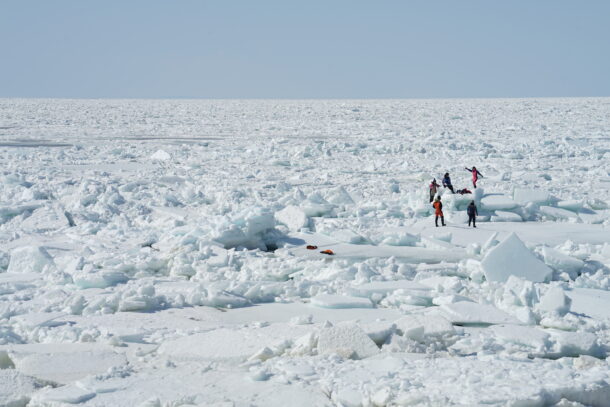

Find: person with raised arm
[465,166,483,189]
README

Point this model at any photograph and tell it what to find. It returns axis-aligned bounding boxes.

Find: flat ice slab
[0,343,128,384]
[566,288,610,320]
[441,301,522,325]
[540,206,579,220]
[481,195,518,210]
[310,294,373,309]
[541,247,584,277]
[491,211,523,222]
[30,385,96,405]
[157,324,312,361]
[290,233,468,263]
[394,314,454,340]
[489,325,550,349]
[513,188,550,205]
[350,280,431,297]
[220,302,403,325]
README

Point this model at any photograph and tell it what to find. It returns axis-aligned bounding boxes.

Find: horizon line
[1,95,610,102]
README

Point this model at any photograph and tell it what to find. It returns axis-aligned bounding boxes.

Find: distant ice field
[0,98,609,406]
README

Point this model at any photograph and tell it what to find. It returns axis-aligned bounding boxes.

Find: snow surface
[0,98,609,406]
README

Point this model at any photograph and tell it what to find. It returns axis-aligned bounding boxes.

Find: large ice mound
[481,233,552,283]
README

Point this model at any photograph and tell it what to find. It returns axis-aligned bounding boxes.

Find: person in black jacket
[467,200,478,227]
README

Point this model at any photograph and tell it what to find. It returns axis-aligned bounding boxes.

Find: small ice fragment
[317,323,379,359]
[275,205,310,231]
[151,149,171,160]
[538,287,571,315]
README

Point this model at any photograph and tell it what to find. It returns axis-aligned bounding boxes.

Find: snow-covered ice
[0,98,609,406]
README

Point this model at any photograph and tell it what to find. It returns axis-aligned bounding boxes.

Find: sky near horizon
[1,1,609,99]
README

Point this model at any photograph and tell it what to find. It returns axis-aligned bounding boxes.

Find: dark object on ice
[429,178,440,202]
[465,166,483,189]
[320,249,334,255]
[442,173,454,193]
[467,200,478,228]
[457,188,472,195]
[306,245,318,250]
[432,197,445,227]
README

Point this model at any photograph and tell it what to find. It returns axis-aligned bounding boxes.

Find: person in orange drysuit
[432,196,446,227]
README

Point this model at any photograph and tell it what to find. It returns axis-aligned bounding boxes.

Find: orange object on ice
[320,249,334,255]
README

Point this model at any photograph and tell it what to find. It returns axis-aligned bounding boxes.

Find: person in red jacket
[465,166,483,189]
[432,196,445,227]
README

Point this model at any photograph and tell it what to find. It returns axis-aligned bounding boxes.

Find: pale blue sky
[1,1,609,98]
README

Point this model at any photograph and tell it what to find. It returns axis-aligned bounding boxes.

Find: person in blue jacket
[467,200,478,227]
[442,172,454,193]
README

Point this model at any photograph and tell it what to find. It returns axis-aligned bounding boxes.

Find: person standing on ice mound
[465,166,483,188]
[432,196,446,227]
[442,172,454,193]
[429,178,440,202]
[467,200,478,228]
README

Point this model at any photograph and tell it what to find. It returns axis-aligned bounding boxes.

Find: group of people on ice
[429,167,483,228]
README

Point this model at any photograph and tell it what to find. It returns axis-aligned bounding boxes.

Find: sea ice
[481,233,552,282]
[1,98,609,405]
[441,301,523,325]
[489,324,551,350]
[150,149,171,160]
[513,188,550,205]
[491,210,523,222]
[540,206,580,221]
[0,370,46,407]
[158,325,311,361]
[274,205,309,232]
[310,294,373,309]
[3,343,128,384]
[394,314,454,340]
[317,322,380,359]
[7,246,55,274]
[349,280,431,297]
[566,288,610,320]
[538,286,571,315]
[541,247,584,278]
[480,194,518,210]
